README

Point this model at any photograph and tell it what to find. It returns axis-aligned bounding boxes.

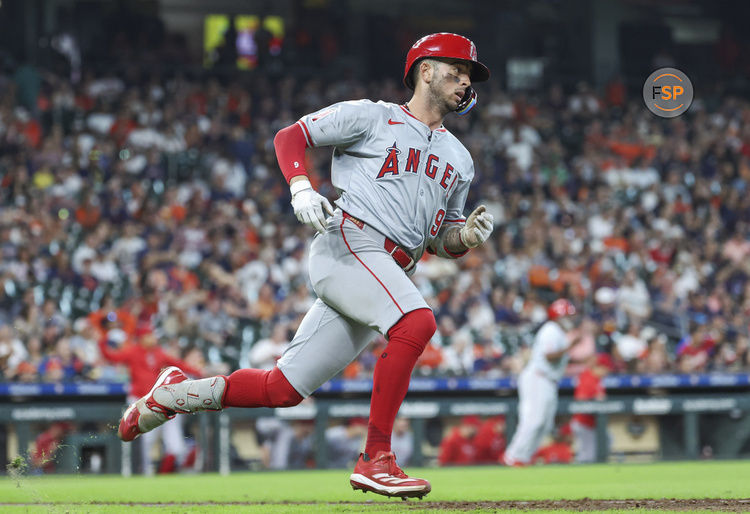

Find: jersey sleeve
[443,171,471,228]
[297,100,373,148]
[97,337,132,365]
[540,323,567,355]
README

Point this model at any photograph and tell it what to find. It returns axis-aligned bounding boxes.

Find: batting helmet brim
[404,58,490,90]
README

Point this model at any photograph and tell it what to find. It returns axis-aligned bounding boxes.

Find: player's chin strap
[455,87,477,115]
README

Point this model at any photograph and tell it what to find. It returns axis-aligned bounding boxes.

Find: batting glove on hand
[459,205,494,248]
[290,179,334,234]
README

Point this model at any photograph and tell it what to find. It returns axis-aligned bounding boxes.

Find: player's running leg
[118,298,375,441]
[349,308,435,499]
[572,419,596,463]
[504,374,557,465]
[310,213,434,498]
[504,370,542,465]
[161,414,188,471]
[139,425,159,475]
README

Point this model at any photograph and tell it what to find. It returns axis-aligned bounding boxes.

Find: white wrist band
[290,178,312,197]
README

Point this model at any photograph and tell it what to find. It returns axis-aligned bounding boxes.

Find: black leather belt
[343,212,416,272]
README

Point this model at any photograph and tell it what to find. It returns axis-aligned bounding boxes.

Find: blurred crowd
[1,62,750,386]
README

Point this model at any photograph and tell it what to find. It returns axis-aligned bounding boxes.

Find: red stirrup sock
[365,308,436,457]
[222,367,303,408]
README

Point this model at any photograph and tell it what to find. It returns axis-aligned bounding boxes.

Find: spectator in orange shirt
[88,307,137,340]
[108,109,137,147]
[473,415,506,464]
[416,342,443,373]
[74,192,102,230]
[438,415,481,466]
[571,354,610,463]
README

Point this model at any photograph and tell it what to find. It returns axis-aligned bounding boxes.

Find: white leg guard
[153,376,227,413]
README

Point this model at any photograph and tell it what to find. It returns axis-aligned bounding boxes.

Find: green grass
[1,460,749,512]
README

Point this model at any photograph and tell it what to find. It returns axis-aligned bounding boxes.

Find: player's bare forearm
[443,226,470,254]
[289,176,308,186]
[545,346,571,362]
[546,334,583,363]
[545,352,565,363]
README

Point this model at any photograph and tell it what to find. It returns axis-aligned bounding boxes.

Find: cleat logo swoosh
[388,119,404,125]
[372,473,417,484]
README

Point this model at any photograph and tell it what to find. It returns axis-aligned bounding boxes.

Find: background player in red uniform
[473,415,507,464]
[438,415,481,466]
[533,422,574,465]
[99,324,202,474]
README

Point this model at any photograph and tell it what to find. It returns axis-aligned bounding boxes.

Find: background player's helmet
[547,299,577,321]
[403,32,490,90]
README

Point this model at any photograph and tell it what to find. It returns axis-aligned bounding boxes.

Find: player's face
[428,59,472,114]
[559,313,581,331]
[141,333,158,348]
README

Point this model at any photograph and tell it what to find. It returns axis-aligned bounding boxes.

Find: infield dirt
[3,499,750,511]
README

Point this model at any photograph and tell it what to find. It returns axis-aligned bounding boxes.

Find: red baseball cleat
[349,451,431,499]
[117,366,187,442]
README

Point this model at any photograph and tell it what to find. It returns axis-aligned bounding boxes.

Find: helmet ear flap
[406,58,427,90]
[455,86,477,115]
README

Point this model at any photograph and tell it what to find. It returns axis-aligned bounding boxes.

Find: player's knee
[270,389,303,408]
[388,308,437,352]
[266,367,304,408]
[411,308,437,341]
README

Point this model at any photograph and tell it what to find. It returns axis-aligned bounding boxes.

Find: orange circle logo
[643,67,693,118]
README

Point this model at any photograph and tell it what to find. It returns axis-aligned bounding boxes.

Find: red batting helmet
[403,33,490,90]
[547,299,577,320]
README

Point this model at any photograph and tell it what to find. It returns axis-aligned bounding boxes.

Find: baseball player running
[117,32,492,499]
[503,299,582,466]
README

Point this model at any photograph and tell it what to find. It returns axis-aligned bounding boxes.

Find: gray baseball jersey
[278,100,478,398]
[297,100,474,259]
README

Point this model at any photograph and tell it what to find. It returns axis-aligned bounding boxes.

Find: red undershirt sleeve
[273,122,311,184]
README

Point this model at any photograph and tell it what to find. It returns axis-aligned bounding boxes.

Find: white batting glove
[290,179,334,234]
[459,205,494,248]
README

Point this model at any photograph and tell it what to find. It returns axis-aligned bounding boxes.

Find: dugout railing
[203,392,750,472]
[1,373,749,473]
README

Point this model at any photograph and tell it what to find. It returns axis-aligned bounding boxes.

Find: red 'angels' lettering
[430,208,446,236]
[425,154,439,179]
[405,148,421,173]
[376,142,400,178]
[375,146,455,191]
[439,163,454,189]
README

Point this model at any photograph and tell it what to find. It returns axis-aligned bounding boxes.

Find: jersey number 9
[430,209,446,236]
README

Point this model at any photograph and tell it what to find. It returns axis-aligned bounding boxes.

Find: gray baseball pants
[277,210,428,397]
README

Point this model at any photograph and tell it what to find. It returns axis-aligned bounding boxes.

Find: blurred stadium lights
[0,0,745,93]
